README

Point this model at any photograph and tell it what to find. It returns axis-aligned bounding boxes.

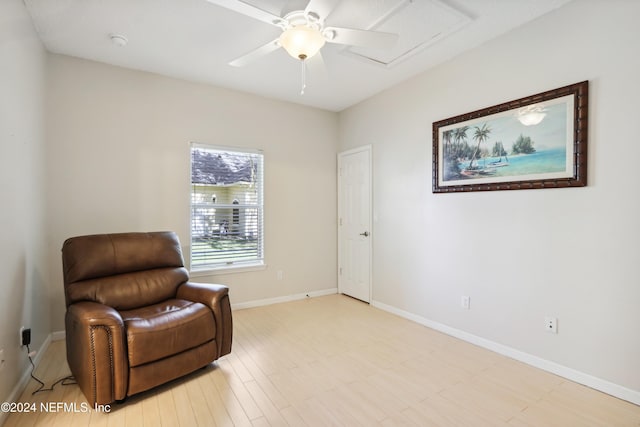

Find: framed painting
[432,81,588,193]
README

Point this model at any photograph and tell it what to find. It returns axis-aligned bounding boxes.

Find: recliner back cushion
[62,232,188,309]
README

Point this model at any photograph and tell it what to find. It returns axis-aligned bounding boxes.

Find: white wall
[338,0,640,397]
[46,55,338,331]
[0,0,49,405]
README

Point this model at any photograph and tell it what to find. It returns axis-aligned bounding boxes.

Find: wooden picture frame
[432,81,588,193]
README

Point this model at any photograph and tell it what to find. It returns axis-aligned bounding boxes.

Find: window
[190,143,264,271]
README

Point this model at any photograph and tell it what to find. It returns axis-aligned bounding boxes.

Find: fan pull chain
[300,59,306,95]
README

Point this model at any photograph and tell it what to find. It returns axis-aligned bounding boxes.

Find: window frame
[189,142,265,275]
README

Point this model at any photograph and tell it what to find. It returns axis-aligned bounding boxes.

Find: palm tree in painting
[442,129,453,158]
[469,123,491,169]
[442,129,456,180]
[452,126,469,162]
[453,126,469,159]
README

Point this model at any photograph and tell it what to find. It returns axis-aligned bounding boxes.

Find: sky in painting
[442,95,572,153]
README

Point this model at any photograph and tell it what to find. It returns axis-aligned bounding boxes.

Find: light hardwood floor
[4,294,640,426]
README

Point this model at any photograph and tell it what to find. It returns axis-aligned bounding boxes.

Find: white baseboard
[231,288,338,310]
[51,330,66,341]
[0,333,53,426]
[371,299,640,406]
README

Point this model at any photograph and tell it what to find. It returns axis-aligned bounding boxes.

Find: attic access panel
[343,0,472,67]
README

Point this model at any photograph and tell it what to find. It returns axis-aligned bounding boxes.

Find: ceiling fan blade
[206,0,285,27]
[324,27,398,50]
[229,39,281,67]
[306,51,327,80]
[304,0,339,21]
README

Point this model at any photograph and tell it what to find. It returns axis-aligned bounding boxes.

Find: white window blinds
[190,143,264,271]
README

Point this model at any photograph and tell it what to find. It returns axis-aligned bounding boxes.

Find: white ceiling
[24,0,571,112]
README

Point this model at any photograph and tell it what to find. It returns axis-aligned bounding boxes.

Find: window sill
[189,262,266,277]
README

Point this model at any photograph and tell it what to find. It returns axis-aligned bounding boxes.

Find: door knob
[360,231,369,237]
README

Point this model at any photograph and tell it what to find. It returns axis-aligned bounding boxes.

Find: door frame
[337,145,373,303]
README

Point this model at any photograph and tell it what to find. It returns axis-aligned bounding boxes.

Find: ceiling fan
[205,0,399,68]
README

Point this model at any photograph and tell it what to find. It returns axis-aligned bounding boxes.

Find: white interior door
[338,146,372,303]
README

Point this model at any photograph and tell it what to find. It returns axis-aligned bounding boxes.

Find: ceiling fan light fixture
[279,25,325,61]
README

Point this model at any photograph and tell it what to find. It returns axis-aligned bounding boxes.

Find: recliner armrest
[65,301,128,405]
[176,282,233,358]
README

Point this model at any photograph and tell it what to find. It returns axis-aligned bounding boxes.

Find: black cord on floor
[26,344,76,395]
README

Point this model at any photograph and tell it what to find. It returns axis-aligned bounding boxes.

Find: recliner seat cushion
[121,299,216,367]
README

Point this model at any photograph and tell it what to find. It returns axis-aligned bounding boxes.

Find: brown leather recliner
[61,231,232,405]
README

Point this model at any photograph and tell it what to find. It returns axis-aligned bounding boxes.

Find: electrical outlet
[545,317,558,334]
[277,270,283,281]
[0,349,5,371]
[19,326,25,346]
[461,295,470,310]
